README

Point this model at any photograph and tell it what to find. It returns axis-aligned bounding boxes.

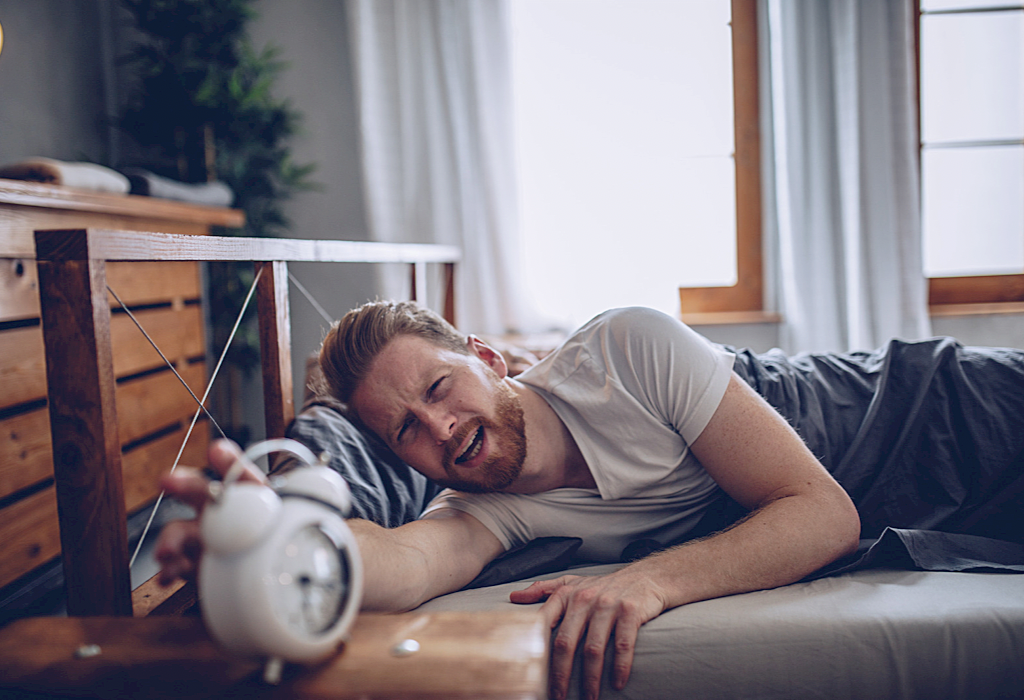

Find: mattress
[417,563,1024,700]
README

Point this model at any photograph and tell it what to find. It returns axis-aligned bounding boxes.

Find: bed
[288,328,1024,700]
[24,227,1024,699]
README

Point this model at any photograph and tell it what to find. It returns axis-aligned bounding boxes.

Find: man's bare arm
[156,439,504,613]
[348,510,504,612]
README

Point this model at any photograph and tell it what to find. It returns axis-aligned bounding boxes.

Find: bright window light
[510,0,735,329]
[920,7,1024,278]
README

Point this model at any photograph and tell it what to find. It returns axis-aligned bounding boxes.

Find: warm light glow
[0,21,5,57]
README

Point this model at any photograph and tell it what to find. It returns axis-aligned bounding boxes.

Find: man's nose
[421,405,456,443]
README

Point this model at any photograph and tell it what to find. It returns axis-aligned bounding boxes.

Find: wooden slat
[0,306,205,411]
[116,362,208,446]
[0,419,210,589]
[0,408,51,500]
[0,325,45,410]
[35,228,461,265]
[0,487,61,591]
[122,421,210,514]
[107,261,202,306]
[0,260,201,323]
[0,258,38,323]
[0,361,209,504]
[111,305,205,378]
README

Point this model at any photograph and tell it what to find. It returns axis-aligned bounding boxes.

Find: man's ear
[467,335,509,378]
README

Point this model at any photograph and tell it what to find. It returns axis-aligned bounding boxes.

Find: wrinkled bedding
[728,337,1024,576]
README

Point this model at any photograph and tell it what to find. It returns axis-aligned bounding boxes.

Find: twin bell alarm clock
[198,438,363,682]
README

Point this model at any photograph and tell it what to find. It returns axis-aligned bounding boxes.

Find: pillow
[283,399,441,528]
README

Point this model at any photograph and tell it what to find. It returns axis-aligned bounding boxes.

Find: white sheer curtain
[346,0,534,335]
[764,0,932,353]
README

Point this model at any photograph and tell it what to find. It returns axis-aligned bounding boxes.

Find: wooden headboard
[33,227,459,617]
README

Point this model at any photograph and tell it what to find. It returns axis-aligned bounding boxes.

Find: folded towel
[125,168,234,207]
[0,157,130,194]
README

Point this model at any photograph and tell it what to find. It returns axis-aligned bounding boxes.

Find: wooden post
[256,260,293,440]
[443,262,457,327]
[35,229,132,616]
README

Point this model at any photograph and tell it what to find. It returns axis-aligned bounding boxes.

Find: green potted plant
[119,0,315,441]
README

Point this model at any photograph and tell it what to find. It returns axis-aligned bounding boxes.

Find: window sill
[679,310,782,326]
[929,301,1024,317]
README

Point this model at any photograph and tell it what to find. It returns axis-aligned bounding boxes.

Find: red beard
[439,382,526,493]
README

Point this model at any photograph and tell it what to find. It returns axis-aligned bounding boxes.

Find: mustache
[442,417,484,470]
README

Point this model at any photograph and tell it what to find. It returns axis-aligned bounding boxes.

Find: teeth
[457,427,483,463]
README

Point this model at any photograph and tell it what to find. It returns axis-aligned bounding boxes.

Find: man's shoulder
[554,307,686,356]
[518,307,698,387]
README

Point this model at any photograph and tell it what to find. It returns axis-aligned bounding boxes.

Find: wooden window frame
[677,0,776,326]
[682,1,1024,325]
[916,1,1024,316]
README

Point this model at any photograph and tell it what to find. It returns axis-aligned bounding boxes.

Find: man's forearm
[640,488,859,609]
[347,519,433,612]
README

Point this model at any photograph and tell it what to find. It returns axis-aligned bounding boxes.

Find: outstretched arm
[156,439,503,612]
[511,373,860,700]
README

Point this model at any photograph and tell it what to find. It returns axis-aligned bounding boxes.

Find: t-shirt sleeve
[421,490,531,552]
[530,307,734,445]
[630,310,735,443]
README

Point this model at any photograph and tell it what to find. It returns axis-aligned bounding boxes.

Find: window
[919,1,1024,311]
[510,0,758,330]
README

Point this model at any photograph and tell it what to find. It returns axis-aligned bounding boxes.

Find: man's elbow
[826,487,861,560]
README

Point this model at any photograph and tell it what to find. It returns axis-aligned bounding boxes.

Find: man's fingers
[509,576,578,606]
[579,606,617,700]
[154,519,203,586]
[208,439,267,483]
[610,616,641,691]
[159,466,215,511]
[547,588,588,700]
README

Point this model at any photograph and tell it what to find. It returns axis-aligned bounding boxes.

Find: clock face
[270,524,351,636]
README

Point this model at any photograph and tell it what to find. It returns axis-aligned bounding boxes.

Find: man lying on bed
[156,301,1024,700]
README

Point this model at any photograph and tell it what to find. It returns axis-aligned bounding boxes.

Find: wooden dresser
[0,179,243,600]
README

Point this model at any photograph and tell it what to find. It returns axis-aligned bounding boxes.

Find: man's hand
[154,439,267,586]
[509,565,668,700]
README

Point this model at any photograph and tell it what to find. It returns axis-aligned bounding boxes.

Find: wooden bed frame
[33,227,459,617]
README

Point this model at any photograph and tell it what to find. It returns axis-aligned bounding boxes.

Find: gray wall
[0,0,113,166]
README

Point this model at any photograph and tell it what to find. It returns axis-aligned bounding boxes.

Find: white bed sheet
[416,563,1024,699]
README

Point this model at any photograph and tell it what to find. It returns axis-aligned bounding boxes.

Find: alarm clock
[199,438,363,683]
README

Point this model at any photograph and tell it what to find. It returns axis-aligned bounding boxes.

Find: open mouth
[455,426,484,465]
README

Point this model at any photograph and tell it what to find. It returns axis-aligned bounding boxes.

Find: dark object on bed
[287,336,1024,585]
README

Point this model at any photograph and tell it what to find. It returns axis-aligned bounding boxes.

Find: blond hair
[319,300,467,403]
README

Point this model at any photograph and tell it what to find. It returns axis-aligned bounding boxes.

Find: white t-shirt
[422,307,735,563]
